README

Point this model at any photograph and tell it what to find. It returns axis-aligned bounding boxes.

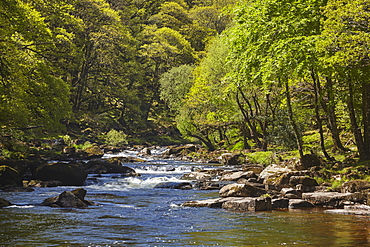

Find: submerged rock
[41,188,95,208]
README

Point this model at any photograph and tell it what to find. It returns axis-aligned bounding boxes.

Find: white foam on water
[87,176,187,191]
[133,165,193,174]
[7,205,35,209]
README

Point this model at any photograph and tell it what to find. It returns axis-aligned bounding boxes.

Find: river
[1,148,370,246]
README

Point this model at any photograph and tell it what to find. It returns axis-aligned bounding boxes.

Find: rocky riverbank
[1,143,370,215]
[178,152,370,215]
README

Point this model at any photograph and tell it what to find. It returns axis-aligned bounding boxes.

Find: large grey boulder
[182,196,272,211]
[182,198,232,208]
[222,197,272,211]
[219,183,266,197]
[181,169,224,181]
[302,192,365,208]
[220,171,257,181]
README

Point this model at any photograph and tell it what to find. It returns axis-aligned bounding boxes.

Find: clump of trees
[169,0,370,161]
[0,0,232,141]
[2,0,370,161]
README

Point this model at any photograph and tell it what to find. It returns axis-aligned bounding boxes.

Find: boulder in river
[272,198,289,209]
[34,162,87,186]
[41,188,95,208]
[219,183,267,197]
[182,196,272,211]
[85,159,139,176]
[181,168,224,181]
[302,191,366,208]
[0,165,23,188]
[220,171,257,181]
[289,199,315,209]
[222,197,272,211]
[281,188,302,199]
[182,198,231,208]
[262,168,312,190]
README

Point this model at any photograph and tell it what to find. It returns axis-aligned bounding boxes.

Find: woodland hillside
[1,0,370,162]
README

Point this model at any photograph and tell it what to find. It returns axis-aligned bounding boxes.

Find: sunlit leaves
[0,0,71,133]
[318,0,370,68]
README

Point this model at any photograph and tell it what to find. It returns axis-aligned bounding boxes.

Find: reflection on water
[180,209,370,246]
[1,160,370,246]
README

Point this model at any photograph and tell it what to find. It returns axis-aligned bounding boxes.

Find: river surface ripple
[1,149,370,246]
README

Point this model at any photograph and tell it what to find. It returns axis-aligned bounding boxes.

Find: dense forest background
[1,0,370,161]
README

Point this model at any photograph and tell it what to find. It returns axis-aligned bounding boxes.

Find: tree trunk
[236,89,263,149]
[311,69,331,160]
[347,78,366,160]
[321,77,347,151]
[285,80,304,159]
[188,133,215,151]
[362,82,370,160]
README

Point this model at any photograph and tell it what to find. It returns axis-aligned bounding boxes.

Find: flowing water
[1,148,370,246]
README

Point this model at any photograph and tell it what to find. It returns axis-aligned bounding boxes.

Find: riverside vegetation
[1,0,370,211]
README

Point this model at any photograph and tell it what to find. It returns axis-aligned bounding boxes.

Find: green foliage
[105,129,128,146]
[0,0,71,135]
[245,151,276,166]
[62,135,74,147]
[159,65,195,111]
